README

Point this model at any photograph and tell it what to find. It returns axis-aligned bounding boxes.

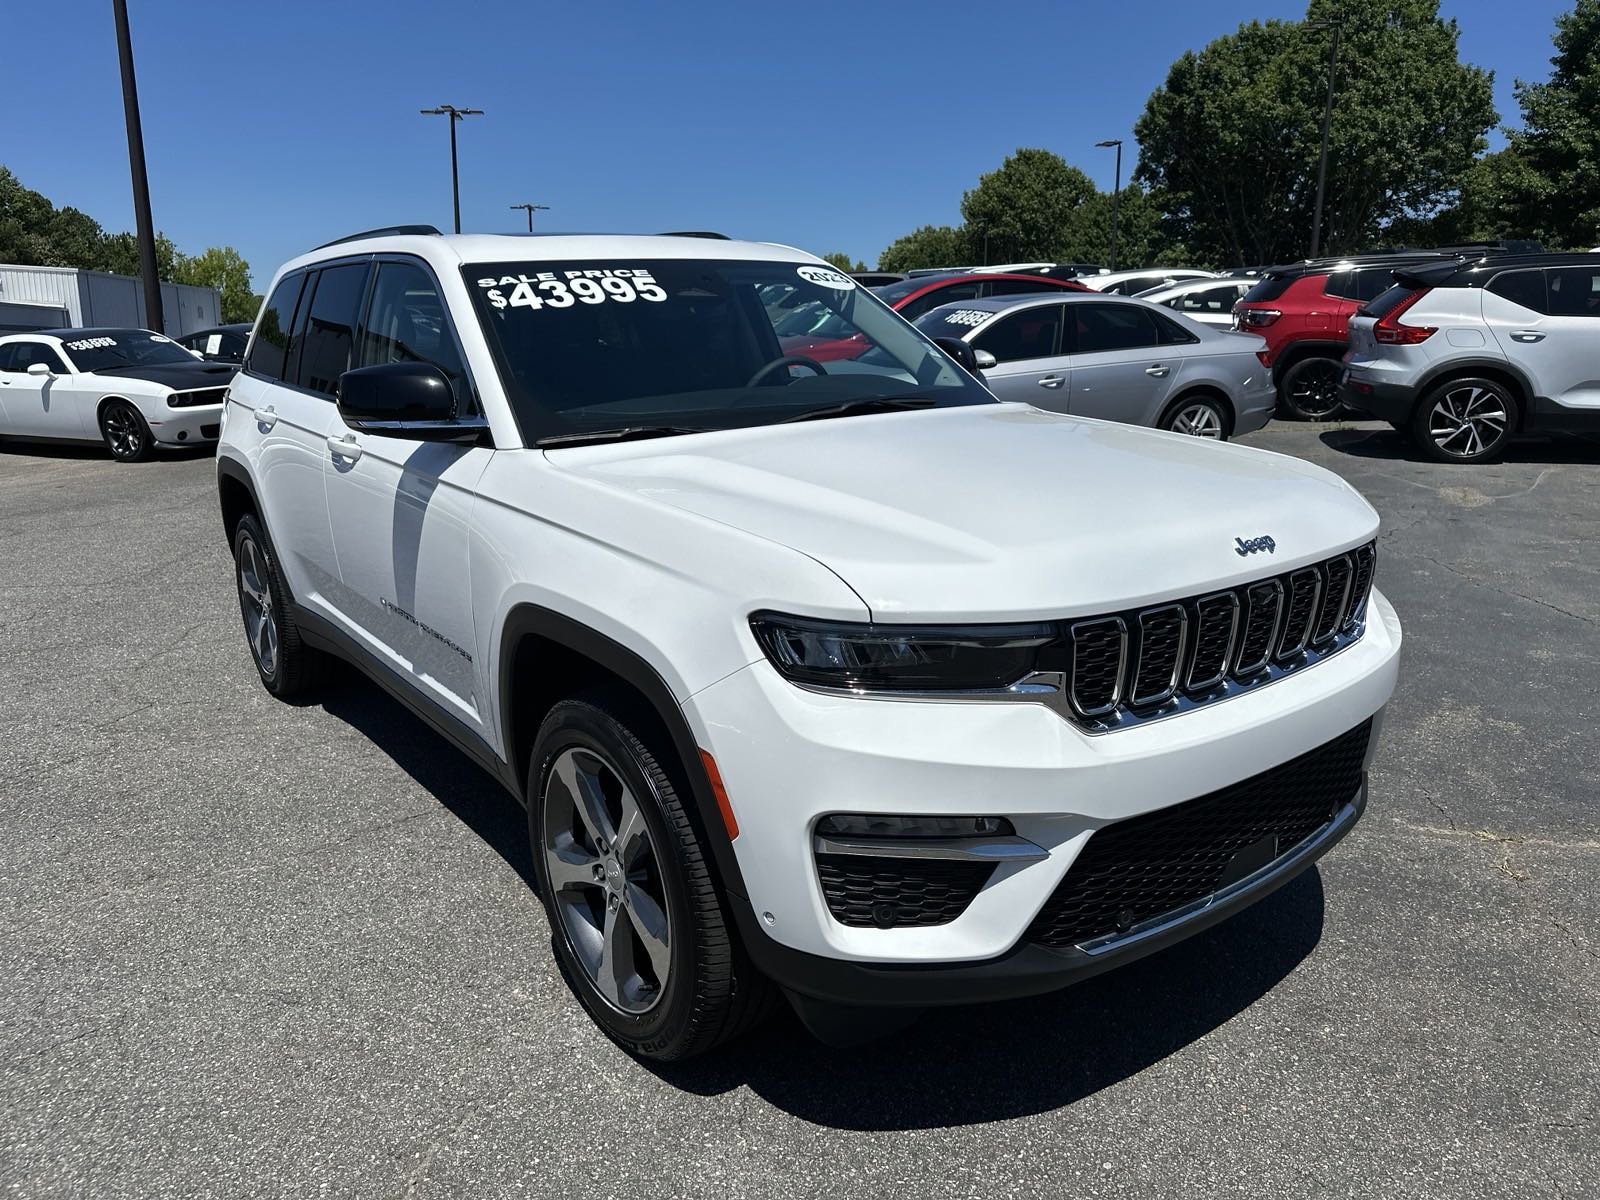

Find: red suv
[1233,254,1452,419]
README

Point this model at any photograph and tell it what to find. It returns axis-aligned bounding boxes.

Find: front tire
[232,513,326,697]
[1279,357,1344,421]
[1411,376,1516,463]
[530,695,771,1060]
[99,399,153,462]
[1161,395,1230,440]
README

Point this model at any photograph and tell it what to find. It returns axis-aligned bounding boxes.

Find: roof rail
[314,224,442,250]
[659,230,730,239]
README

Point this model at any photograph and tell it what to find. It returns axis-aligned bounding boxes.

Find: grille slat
[1069,618,1127,718]
[1234,580,1284,675]
[1275,568,1322,661]
[1131,606,1187,706]
[1313,555,1354,644]
[1347,544,1376,630]
[1187,593,1239,691]
[1025,720,1372,948]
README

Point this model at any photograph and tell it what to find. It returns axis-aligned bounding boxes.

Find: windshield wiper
[536,425,701,448]
[776,396,937,424]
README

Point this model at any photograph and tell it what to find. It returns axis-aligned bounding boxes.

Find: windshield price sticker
[942,310,990,328]
[477,268,668,311]
[65,336,118,351]
[796,265,855,290]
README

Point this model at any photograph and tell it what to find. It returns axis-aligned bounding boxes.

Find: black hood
[93,361,238,389]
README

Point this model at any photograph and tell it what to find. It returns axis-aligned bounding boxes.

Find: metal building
[0,263,222,335]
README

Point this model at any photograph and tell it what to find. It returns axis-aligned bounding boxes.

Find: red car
[1231,253,1452,419]
[777,271,1091,362]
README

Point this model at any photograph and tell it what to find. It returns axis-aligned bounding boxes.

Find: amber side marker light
[698,750,739,840]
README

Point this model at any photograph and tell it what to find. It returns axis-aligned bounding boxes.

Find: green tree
[174,245,257,322]
[877,224,973,272]
[0,167,62,265]
[960,148,1096,263]
[1061,185,1183,267]
[818,251,866,272]
[1503,0,1600,247]
[97,230,184,281]
[1135,0,1496,265]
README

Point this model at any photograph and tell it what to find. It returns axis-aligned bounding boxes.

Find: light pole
[112,0,163,333]
[510,203,550,232]
[1308,19,1344,259]
[419,105,483,234]
[1095,139,1123,272]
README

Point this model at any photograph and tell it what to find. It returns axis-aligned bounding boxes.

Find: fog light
[815,814,1013,839]
[177,430,188,441]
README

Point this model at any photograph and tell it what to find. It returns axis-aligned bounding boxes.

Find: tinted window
[1543,267,1600,317]
[1363,284,1426,319]
[1069,303,1162,353]
[873,273,960,305]
[1354,269,1397,301]
[898,282,980,321]
[972,306,1062,363]
[986,278,1061,297]
[1151,311,1200,345]
[1487,270,1547,314]
[1102,275,1165,296]
[246,274,304,380]
[359,261,470,408]
[6,341,70,372]
[57,331,193,372]
[1172,284,1241,312]
[1323,271,1358,299]
[0,344,15,372]
[295,263,370,396]
[1241,275,1293,303]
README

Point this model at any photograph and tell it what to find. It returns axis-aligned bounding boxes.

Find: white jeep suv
[217,227,1402,1059]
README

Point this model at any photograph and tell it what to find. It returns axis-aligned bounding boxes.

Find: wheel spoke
[595,902,631,1008]
[546,839,602,892]
[553,753,615,849]
[624,885,671,985]
[613,789,648,868]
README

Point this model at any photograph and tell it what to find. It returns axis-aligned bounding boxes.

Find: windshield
[59,331,198,372]
[464,259,991,442]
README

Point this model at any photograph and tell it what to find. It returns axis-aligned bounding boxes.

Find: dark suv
[1233,254,1456,419]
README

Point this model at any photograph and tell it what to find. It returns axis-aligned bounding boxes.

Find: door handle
[1146,364,1170,377]
[254,404,278,429]
[1509,330,1545,343]
[326,434,363,461]
[1037,375,1065,389]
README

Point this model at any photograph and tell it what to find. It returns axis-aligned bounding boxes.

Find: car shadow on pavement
[1319,423,1598,464]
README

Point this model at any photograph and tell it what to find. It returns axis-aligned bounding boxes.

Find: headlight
[749,612,1057,692]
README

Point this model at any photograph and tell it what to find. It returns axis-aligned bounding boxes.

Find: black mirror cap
[336,362,484,442]
[932,335,979,374]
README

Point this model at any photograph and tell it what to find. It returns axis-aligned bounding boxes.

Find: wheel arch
[1271,340,1346,385]
[1161,384,1235,433]
[498,604,751,901]
[216,455,259,547]
[1415,359,1532,429]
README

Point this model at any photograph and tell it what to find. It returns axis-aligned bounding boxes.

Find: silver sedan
[915,292,1275,439]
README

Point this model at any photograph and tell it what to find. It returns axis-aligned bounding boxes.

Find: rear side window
[1543,267,1600,317]
[1070,302,1162,353]
[1323,271,1357,299]
[972,306,1062,363]
[246,274,305,380]
[1354,270,1396,301]
[1488,270,1547,313]
[295,263,371,396]
[1240,275,1293,304]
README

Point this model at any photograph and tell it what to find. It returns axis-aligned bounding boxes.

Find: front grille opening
[1276,568,1322,660]
[1131,605,1187,706]
[1069,618,1126,717]
[817,855,994,928]
[1313,555,1353,643]
[1025,720,1371,948]
[1234,580,1284,675]
[1187,593,1239,691]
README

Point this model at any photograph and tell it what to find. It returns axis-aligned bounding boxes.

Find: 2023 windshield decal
[475,268,668,312]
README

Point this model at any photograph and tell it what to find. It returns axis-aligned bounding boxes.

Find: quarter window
[972,306,1062,363]
[295,263,371,396]
[246,274,305,380]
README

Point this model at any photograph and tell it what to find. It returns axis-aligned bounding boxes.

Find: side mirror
[973,348,997,370]
[336,362,486,443]
[932,336,980,373]
[26,362,53,377]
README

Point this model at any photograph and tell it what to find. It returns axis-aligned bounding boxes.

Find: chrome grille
[1062,542,1377,731]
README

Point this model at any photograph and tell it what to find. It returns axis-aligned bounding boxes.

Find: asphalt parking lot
[2,421,1596,1200]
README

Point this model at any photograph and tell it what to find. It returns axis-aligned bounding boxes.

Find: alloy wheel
[542,746,672,1015]
[1286,361,1343,419]
[1170,403,1225,438]
[103,404,143,458]
[237,535,279,677]
[1428,385,1509,459]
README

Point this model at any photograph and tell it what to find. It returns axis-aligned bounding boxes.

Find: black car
[175,323,252,365]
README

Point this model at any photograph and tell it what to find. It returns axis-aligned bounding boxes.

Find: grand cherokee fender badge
[1235,535,1277,556]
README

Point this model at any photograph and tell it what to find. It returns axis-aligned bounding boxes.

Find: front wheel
[232,513,327,697]
[99,399,153,462]
[1279,357,1344,421]
[1411,377,1516,463]
[530,695,772,1060]
[1161,396,1230,440]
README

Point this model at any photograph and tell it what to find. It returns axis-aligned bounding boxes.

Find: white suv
[217,227,1402,1059]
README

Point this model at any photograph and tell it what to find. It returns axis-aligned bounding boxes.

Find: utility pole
[1309,19,1344,259]
[420,105,483,233]
[1095,139,1124,272]
[510,203,550,232]
[112,0,163,333]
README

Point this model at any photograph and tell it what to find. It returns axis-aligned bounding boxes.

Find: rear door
[1484,265,1600,416]
[969,305,1068,408]
[1063,302,1179,423]
[321,257,494,732]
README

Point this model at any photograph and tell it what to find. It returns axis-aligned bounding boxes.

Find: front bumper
[685,587,1401,1003]
[147,402,223,446]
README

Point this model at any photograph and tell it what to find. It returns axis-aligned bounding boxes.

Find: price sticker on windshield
[476,268,668,312]
[65,336,118,351]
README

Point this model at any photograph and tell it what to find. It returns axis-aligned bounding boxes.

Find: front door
[0,340,83,438]
[321,258,494,733]
[971,304,1069,410]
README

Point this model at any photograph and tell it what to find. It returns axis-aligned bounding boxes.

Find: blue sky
[5,0,1574,286]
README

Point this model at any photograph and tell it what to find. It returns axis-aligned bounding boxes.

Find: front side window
[358,261,472,411]
[6,341,70,372]
[1543,267,1600,317]
[970,306,1062,363]
[56,330,194,372]
[463,258,990,442]
[246,274,305,380]
[295,263,370,396]
[1070,303,1162,353]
